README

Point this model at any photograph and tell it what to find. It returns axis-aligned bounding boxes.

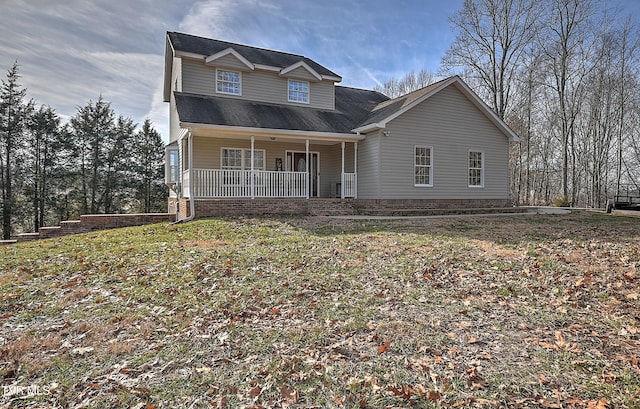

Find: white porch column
[250,135,255,199]
[305,139,310,199]
[341,141,345,199]
[188,132,193,199]
[354,141,358,199]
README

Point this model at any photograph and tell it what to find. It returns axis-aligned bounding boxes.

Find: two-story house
[163,32,519,219]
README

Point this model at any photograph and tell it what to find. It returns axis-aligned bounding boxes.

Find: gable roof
[174,86,388,137]
[353,76,520,142]
[164,32,341,101]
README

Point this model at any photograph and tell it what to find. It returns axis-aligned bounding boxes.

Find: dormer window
[288,80,309,103]
[216,69,241,95]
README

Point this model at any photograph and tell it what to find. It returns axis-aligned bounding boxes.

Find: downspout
[341,141,345,199]
[305,139,310,199]
[176,131,195,223]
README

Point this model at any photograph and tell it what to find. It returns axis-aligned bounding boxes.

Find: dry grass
[0,211,638,408]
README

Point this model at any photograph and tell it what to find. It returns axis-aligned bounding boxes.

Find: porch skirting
[174,198,512,218]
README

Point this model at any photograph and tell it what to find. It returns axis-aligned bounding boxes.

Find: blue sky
[0,0,638,141]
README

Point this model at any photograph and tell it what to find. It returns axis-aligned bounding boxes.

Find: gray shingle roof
[174,86,388,134]
[168,32,340,79]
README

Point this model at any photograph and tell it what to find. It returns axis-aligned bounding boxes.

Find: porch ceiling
[181,123,364,145]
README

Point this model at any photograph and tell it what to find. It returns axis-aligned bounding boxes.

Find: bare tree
[374,68,437,98]
[539,0,595,204]
[442,0,540,119]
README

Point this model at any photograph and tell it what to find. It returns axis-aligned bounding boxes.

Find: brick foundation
[174,197,513,219]
[355,198,512,211]
[178,198,353,217]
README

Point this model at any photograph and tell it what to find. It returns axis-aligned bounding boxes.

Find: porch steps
[307,199,357,216]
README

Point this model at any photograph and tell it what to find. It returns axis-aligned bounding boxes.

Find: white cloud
[0,0,471,142]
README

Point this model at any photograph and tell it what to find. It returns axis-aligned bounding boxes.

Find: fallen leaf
[587,398,609,409]
[280,384,298,404]
[427,390,442,402]
[248,386,261,398]
[626,292,638,300]
[377,340,391,355]
[387,384,414,399]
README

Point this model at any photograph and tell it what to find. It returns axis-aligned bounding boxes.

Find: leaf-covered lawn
[1,211,639,408]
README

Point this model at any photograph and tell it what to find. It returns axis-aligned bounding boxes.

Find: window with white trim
[165,147,179,183]
[414,146,433,187]
[468,151,484,187]
[288,79,309,103]
[216,69,241,95]
[221,148,265,170]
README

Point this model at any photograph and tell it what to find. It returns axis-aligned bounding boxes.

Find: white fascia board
[321,75,342,82]
[180,122,365,142]
[352,122,385,134]
[174,50,207,60]
[163,37,176,102]
[205,48,254,70]
[279,61,322,81]
[254,64,282,72]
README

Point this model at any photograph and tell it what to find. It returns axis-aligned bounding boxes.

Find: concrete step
[0,239,18,245]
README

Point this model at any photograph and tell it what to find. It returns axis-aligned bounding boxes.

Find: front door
[287,151,319,197]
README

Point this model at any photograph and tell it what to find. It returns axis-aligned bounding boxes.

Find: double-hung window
[288,80,309,103]
[222,148,265,189]
[165,147,179,184]
[221,148,265,170]
[216,69,241,95]
[414,146,433,187]
[468,151,484,187]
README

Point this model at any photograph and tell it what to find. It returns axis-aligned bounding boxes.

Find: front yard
[1,212,639,408]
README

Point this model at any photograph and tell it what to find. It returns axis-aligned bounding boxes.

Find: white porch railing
[189,169,307,198]
[342,172,356,198]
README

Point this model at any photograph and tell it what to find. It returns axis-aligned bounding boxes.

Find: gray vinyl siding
[181,58,335,110]
[357,132,381,198]
[285,66,318,82]
[212,54,251,71]
[361,85,510,200]
[190,136,349,197]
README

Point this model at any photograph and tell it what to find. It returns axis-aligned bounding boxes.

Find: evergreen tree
[69,97,116,214]
[26,105,61,231]
[0,62,32,239]
[132,119,167,213]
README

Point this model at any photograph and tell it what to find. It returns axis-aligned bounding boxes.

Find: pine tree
[26,105,61,231]
[0,62,32,239]
[132,119,167,213]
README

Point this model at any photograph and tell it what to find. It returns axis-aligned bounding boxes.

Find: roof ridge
[169,31,309,60]
[372,76,454,111]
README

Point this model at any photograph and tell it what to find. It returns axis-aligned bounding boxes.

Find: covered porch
[167,126,362,201]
